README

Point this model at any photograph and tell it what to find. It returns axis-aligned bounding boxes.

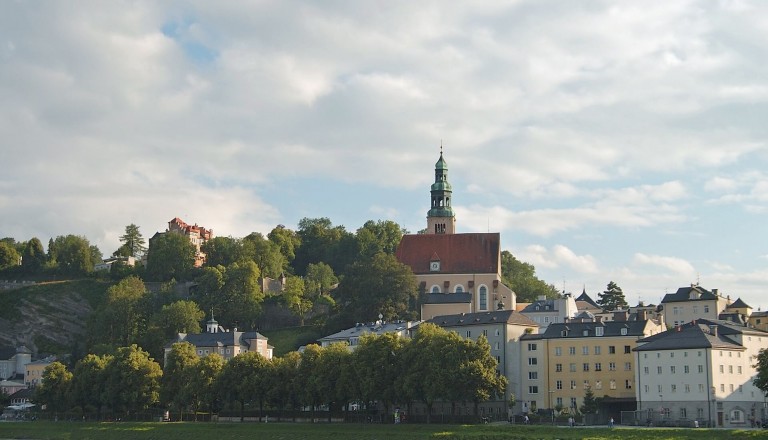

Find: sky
[1,1,767,310]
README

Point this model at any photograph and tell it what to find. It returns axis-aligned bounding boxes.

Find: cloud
[632,253,696,277]
[516,244,599,274]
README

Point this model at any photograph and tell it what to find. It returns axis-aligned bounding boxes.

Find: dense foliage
[33,325,503,422]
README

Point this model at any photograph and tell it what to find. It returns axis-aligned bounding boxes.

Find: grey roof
[575,310,595,319]
[534,320,648,339]
[520,299,558,313]
[168,330,266,349]
[575,290,601,309]
[634,318,767,352]
[661,285,717,303]
[727,297,751,309]
[427,309,539,328]
[319,321,416,342]
[422,292,472,304]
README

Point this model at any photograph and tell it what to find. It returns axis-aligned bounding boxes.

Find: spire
[427,144,455,234]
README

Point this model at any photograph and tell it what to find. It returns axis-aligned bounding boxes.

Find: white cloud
[632,253,696,277]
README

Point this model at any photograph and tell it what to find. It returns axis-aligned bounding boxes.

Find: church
[395,151,517,320]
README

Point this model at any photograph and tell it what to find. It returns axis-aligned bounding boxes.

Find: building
[318,319,419,350]
[747,310,768,332]
[24,357,55,388]
[395,151,516,319]
[94,256,136,272]
[518,294,579,331]
[520,311,665,422]
[149,217,214,268]
[164,316,272,366]
[426,309,539,415]
[0,346,31,381]
[634,319,768,428]
[660,285,733,328]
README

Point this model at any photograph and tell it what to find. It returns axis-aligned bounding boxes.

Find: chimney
[638,310,648,321]
[709,325,718,336]
[595,315,603,323]
[712,288,719,295]
[613,310,628,322]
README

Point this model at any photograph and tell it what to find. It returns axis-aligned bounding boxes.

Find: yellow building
[519,311,665,422]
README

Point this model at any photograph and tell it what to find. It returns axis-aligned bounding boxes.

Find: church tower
[426,150,456,234]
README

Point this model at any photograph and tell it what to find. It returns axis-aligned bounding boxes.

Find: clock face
[430,261,440,271]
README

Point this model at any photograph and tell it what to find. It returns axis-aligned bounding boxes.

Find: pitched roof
[536,320,648,339]
[520,298,559,313]
[395,233,500,274]
[427,309,539,328]
[727,297,751,309]
[661,285,718,303]
[575,290,601,309]
[634,321,743,351]
[319,321,418,342]
[169,330,266,349]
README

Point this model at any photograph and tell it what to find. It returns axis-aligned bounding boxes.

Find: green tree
[189,353,224,416]
[153,300,204,340]
[71,353,111,418]
[0,241,20,271]
[146,232,196,281]
[192,266,225,318]
[268,351,301,421]
[242,232,285,279]
[89,276,148,347]
[283,276,312,325]
[297,344,324,421]
[219,261,263,329]
[49,235,95,275]
[457,334,507,417]
[352,332,404,419]
[597,281,628,312]
[294,217,354,276]
[21,237,46,273]
[753,348,768,396]
[500,251,559,302]
[103,344,162,416]
[580,386,599,414]
[201,236,243,268]
[355,220,405,258]
[304,262,338,298]
[316,343,353,421]
[34,361,73,417]
[218,351,269,421]
[268,225,301,271]
[334,252,418,324]
[400,323,449,423]
[161,342,199,419]
[114,224,147,258]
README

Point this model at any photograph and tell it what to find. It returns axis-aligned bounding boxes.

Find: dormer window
[595,327,604,336]
[621,328,628,336]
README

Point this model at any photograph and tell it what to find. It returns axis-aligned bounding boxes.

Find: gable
[395,233,500,274]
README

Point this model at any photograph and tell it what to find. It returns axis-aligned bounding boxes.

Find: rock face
[0,282,97,356]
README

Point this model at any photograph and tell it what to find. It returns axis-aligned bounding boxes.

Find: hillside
[0,279,111,356]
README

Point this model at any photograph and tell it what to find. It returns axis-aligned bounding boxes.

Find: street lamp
[549,391,555,425]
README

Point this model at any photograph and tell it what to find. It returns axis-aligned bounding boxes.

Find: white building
[634,319,768,428]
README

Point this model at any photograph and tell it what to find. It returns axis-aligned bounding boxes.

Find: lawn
[0,421,766,440]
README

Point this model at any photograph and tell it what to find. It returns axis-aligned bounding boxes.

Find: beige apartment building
[661,285,733,328]
[519,311,665,421]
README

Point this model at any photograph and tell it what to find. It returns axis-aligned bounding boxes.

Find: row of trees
[36,323,506,423]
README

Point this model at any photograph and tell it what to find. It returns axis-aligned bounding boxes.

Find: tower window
[479,286,488,311]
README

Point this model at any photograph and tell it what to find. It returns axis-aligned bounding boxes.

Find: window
[621,328,628,336]
[528,343,537,351]
[625,380,632,389]
[584,380,590,389]
[610,380,616,390]
[729,384,734,392]
[609,346,616,354]
[555,347,562,356]
[596,380,603,390]
[728,365,733,374]
[483,329,488,336]
[680,408,687,419]
[595,363,602,371]
[625,362,632,371]
[528,386,539,394]
[570,363,577,372]
[657,366,663,374]
[719,365,724,373]
[720,384,725,392]
[479,286,488,311]
[556,363,563,372]
[596,327,604,336]
[571,380,577,390]
[466,330,471,338]
[697,408,704,419]
[528,372,538,380]
[671,384,677,393]
[455,285,464,293]
[670,366,676,374]
[730,409,744,423]
[528,357,538,366]
[494,342,500,350]
[583,363,590,372]
[570,397,577,408]
[644,366,649,375]
[556,380,563,390]
[556,397,563,406]
[495,329,500,336]
[684,365,689,374]
[699,384,705,393]
[739,384,743,393]
[698,365,704,373]
[685,384,690,393]
[704,305,709,313]
[658,384,663,393]
[594,346,601,355]
[583,329,589,336]
[737,366,742,374]
[644,385,649,392]
[544,316,550,323]
[569,346,576,355]
[609,362,616,371]
[582,346,589,355]
[624,345,631,354]
[431,286,440,293]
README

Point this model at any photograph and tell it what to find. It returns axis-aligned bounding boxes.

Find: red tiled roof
[395,233,500,274]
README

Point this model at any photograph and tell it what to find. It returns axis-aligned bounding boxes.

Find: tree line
[35,323,505,423]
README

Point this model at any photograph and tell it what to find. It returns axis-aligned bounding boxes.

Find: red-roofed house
[167,217,214,267]
[395,151,516,320]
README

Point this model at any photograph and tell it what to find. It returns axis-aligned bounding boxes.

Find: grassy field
[1,421,767,440]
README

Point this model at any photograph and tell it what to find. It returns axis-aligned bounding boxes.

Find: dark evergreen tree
[597,281,628,311]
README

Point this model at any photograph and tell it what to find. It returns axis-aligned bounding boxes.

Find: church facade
[395,151,517,320]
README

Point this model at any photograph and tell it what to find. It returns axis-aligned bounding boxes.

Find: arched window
[479,285,488,311]
[455,285,464,293]
[431,285,440,294]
